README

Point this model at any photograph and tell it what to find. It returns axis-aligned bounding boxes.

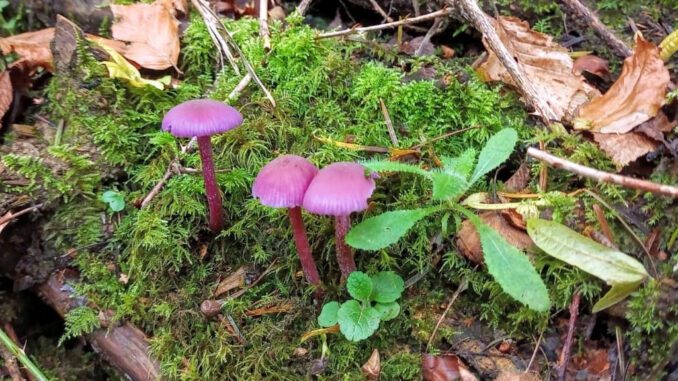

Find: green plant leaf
[347,272,373,302]
[318,301,340,327]
[101,190,125,212]
[527,218,649,311]
[370,271,405,303]
[346,208,439,250]
[337,300,381,342]
[459,208,551,312]
[470,128,517,184]
[526,219,649,285]
[431,172,469,201]
[374,302,400,321]
[361,160,431,178]
[441,148,476,178]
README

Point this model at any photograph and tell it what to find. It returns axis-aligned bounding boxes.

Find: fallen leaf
[422,353,461,381]
[299,325,340,343]
[0,28,54,71]
[245,302,293,317]
[440,45,456,59]
[401,36,435,56]
[361,349,380,380]
[110,0,181,70]
[0,211,13,235]
[494,371,541,381]
[503,162,531,192]
[90,39,168,90]
[213,266,250,297]
[0,71,12,120]
[456,212,533,264]
[575,35,670,133]
[477,16,598,122]
[573,55,611,80]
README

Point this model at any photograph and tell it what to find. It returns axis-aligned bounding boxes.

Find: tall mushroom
[252,155,322,286]
[302,162,375,278]
[162,99,243,232]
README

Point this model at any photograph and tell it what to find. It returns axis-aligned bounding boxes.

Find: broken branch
[318,8,451,39]
[559,0,632,58]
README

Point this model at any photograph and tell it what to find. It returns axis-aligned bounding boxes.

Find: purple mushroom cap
[252,155,319,208]
[302,162,376,216]
[162,99,243,138]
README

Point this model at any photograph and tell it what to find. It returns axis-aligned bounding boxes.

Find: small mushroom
[302,162,375,278]
[162,99,243,232]
[252,155,322,286]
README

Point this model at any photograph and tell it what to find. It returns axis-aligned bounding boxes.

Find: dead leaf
[575,35,670,133]
[213,266,250,297]
[401,36,435,56]
[477,16,598,122]
[111,0,181,70]
[573,55,611,81]
[0,28,54,71]
[494,371,541,381]
[0,71,13,120]
[245,302,293,317]
[0,211,13,235]
[456,212,533,264]
[90,38,168,89]
[362,349,380,380]
[503,162,531,192]
[422,353,461,381]
[440,45,456,59]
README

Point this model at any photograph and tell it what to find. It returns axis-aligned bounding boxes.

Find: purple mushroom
[162,99,243,232]
[302,162,375,278]
[252,155,322,286]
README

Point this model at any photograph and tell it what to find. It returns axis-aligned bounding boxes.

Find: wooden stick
[527,147,678,198]
[0,204,44,227]
[318,8,451,38]
[297,0,313,15]
[426,277,467,351]
[557,291,581,381]
[0,340,25,381]
[447,0,559,124]
[258,0,271,51]
[559,0,632,57]
[379,99,398,146]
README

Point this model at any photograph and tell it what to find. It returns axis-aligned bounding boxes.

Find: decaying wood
[560,0,633,58]
[37,269,161,381]
[527,147,678,198]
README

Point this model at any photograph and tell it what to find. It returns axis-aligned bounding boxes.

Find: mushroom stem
[288,207,322,286]
[334,215,357,277]
[197,136,225,232]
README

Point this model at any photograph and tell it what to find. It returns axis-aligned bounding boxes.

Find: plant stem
[197,136,225,232]
[0,327,49,381]
[334,215,356,277]
[288,207,322,286]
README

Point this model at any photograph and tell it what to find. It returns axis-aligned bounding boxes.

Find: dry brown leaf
[494,371,541,381]
[213,266,250,297]
[245,302,293,317]
[477,16,598,122]
[111,0,181,70]
[456,212,534,264]
[0,71,12,120]
[576,35,670,133]
[0,211,13,236]
[422,353,461,381]
[573,55,611,80]
[503,162,531,192]
[0,28,55,71]
[361,349,380,380]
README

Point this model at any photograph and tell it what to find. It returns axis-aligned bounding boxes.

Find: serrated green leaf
[374,302,400,321]
[470,128,517,184]
[346,208,440,250]
[337,300,381,342]
[459,208,551,312]
[592,281,643,313]
[347,272,373,302]
[441,148,476,177]
[370,271,405,303]
[361,160,431,178]
[431,172,469,201]
[526,219,649,285]
[318,301,340,327]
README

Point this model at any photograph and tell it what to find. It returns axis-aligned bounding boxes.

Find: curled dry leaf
[456,212,533,264]
[111,0,181,70]
[361,349,380,380]
[477,16,598,122]
[573,55,610,81]
[0,28,55,72]
[422,353,461,381]
[213,266,250,297]
[575,35,670,134]
[0,71,13,120]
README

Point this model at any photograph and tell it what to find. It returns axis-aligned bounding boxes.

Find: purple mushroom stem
[288,207,322,286]
[334,214,356,276]
[197,136,224,232]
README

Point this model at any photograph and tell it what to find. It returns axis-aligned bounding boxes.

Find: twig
[0,341,24,381]
[415,17,443,56]
[379,99,398,146]
[367,0,427,32]
[297,0,313,15]
[527,147,678,198]
[259,0,271,51]
[318,8,451,39]
[0,327,48,381]
[426,277,468,351]
[559,0,632,57]
[409,126,478,150]
[592,204,614,243]
[557,291,581,381]
[0,204,44,227]
[524,331,543,373]
[447,0,559,124]
[140,76,251,208]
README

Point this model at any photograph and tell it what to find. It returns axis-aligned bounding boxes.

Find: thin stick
[559,0,632,57]
[409,126,478,150]
[447,0,559,124]
[0,328,48,381]
[557,291,581,381]
[297,0,313,15]
[259,0,271,51]
[415,17,443,56]
[524,331,544,374]
[367,0,427,32]
[0,342,24,381]
[426,277,468,351]
[318,8,451,39]
[592,204,614,243]
[528,147,678,198]
[379,99,398,146]
[0,203,44,227]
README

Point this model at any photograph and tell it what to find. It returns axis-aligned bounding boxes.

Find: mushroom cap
[162,99,243,138]
[252,155,319,208]
[302,162,376,216]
